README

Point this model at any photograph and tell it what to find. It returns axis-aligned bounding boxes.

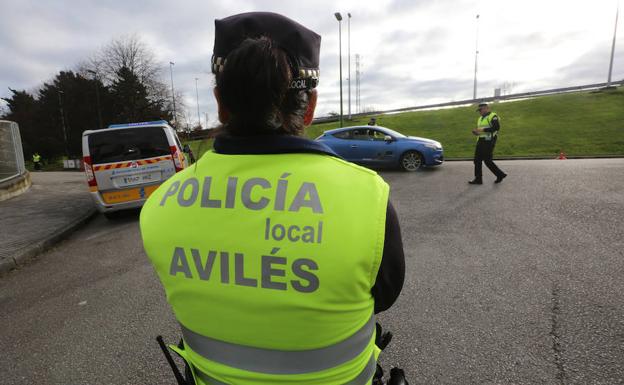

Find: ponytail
[215,37,311,136]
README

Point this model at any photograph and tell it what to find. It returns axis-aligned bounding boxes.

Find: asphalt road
[1,159,623,385]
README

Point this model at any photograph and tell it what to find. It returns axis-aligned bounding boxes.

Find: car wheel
[400,151,423,172]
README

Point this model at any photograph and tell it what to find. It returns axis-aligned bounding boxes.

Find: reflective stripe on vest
[477,112,498,140]
[194,353,376,385]
[181,314,375,375]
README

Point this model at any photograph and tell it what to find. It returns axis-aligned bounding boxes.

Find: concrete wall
[0,120,29,201]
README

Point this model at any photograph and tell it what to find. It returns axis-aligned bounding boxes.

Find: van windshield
[88,126,170,164]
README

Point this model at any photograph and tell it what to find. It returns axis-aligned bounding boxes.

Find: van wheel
[400,151,423,172]
[104,212,119,220]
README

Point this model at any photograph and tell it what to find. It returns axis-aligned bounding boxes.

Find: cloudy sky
[1,0,622,126]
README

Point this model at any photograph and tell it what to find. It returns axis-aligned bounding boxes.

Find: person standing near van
[32,152,42,171]
[469,103,507,184]
[140,12,406,385]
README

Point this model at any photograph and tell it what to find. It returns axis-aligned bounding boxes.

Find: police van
[82,120,189,217]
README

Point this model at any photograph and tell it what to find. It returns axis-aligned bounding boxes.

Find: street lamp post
[169,61,177,127]
[335,12,343,128]
[607,3,619,87]
[473,14,480,100]
[348,13,352,120]
[57,90,70,158]
[86,70,103,129]
[195,77,201,130]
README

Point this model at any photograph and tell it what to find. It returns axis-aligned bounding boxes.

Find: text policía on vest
[159,173,325,245]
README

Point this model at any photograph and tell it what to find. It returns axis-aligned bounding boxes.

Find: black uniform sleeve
[483,115,500,133]
[372,201,406,313]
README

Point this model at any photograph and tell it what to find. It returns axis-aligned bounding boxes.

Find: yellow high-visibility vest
[477,112,499,141]
[141,150,389,385]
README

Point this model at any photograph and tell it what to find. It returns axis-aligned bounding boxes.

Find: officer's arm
[371,201,406,313]
[482,116,500,133]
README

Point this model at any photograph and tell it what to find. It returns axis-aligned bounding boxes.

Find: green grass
[187,87,624,159]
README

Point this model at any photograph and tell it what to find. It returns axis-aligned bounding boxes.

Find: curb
[0,172,32,202]
[0,207,99,276]
[444,155,624,161]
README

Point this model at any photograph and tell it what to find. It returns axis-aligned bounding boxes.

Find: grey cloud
[554,45,624,85]
[2,0,621,124]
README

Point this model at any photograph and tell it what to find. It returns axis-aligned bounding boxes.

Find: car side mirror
[183,144,191,153]
[384,135,393,142]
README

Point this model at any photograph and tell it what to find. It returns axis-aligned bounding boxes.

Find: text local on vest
[160,173,325,293]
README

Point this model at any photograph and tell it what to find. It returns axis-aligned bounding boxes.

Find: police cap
[476,102,489,111]
[212,12,321,90]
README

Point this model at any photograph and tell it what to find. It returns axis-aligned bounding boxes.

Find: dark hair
[215,36,311,136]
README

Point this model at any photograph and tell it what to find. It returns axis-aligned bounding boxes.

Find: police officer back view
[141,12,406,385]
[469,103,507,184]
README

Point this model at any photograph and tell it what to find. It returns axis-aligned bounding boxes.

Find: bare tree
[85,35,158,83]
[79,34,172,105]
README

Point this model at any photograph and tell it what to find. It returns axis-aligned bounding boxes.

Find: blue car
[315,126,443,171]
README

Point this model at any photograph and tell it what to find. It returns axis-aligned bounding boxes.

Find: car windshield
[379,127,406,138]
[88,126,170,164]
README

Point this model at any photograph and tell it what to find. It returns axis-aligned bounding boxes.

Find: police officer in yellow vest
[140,12,406,385]
[469,103,507,184]
[32,152,42,171]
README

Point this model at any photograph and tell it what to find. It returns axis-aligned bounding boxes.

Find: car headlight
[425,143,442,150]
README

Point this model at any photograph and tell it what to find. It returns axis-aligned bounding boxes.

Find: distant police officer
[32,152,42,171]
[140,12,405,385]
[469,103,507,184]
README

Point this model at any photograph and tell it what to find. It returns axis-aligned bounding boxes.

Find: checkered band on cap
[299,68,320,78]
[212,56,320,89]
[212,56,227,73]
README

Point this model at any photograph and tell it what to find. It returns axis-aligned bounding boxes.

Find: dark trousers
[474,139,504,179]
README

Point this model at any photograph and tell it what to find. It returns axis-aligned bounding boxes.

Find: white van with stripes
[82,120,189,218]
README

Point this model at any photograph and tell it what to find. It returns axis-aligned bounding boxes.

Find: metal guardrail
[0,120,26,183]
[312,80,624,124]
[186,81,623,138]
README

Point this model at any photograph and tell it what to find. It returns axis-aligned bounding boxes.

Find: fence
[0,120,26,183]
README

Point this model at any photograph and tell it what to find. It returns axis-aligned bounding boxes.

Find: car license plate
[115,171,161,187]
[101,184,161,204]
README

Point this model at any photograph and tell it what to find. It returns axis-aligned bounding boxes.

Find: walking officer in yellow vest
[140,12,406,385]
[32,152,42,171]
[469,103,507,184]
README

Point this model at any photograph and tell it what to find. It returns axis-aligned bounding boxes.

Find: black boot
[468,178,482,185]
[494,173,507,184]
[388,367,409,385]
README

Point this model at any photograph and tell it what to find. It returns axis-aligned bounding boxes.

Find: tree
[2,89,44,158]
[109,66,169,124]
[3,34,175,158]
[81,34,174,124]
[85,34,159,86]
[3,71,116,159]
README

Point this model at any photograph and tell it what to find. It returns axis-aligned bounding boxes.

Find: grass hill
[188,87,624,159]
